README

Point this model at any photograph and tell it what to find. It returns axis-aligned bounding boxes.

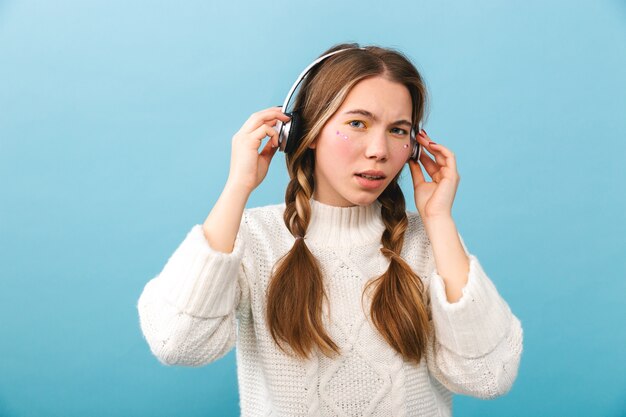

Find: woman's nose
[365,132,389,160]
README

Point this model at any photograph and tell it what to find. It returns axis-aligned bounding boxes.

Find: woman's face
[309,75,413,207]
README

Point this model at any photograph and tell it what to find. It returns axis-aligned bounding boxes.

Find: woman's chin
[347,192,383,207]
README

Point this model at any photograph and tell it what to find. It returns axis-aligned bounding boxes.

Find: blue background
[1,0,625,416]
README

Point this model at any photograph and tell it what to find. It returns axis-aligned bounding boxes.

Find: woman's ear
[308,139,317,149]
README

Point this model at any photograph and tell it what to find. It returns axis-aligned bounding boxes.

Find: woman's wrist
[224,178,254,197]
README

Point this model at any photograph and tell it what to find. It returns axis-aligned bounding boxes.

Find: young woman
[137,42,523,416]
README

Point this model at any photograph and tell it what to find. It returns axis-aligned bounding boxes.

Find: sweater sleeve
[424,233,524,399]
[136,213,251,367]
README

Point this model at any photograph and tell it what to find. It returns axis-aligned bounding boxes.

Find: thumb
[259,138,279,164]
[408,158,426,188]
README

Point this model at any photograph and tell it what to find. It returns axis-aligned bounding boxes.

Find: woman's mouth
[355,173,386,189]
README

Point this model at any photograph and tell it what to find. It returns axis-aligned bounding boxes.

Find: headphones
[274,47,422,162]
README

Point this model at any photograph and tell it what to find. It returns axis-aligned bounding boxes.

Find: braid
[266,163,340,360]
[378,181,411,268]
[364,180,431,364]
[283,163,314,237]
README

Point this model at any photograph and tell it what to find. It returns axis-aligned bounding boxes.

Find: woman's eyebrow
[342,109,412,128]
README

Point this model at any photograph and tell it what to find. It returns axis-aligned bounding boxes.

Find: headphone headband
[279,47,365,116]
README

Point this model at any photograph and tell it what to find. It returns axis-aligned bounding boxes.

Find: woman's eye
[391,127,408,135]
[347,121,407,136]
[348,120,366,129]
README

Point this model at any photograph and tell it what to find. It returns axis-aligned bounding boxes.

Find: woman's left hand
[407,130,460,221]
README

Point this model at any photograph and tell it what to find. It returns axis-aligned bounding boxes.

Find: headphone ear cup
[284,110,304,154]
[410,127,420,161]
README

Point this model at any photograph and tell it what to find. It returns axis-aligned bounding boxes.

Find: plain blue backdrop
[1,1,625,416]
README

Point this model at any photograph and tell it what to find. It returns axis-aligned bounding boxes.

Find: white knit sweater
[137,198,523,417]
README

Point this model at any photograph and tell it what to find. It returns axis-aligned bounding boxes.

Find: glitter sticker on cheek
[336,130,349,140]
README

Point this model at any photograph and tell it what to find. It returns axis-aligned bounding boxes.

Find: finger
[425,141,456,171]
[243,123,279,151]
[430,143,457,172]
[417,132,455,169]
[408,158,426,187]
[265,123,280,149]
[259,131,279,160]
[233,124,278,152]
[416,134,446,166]
[241,107,291,133]
[242,108,289,134]
[418,146,440,179]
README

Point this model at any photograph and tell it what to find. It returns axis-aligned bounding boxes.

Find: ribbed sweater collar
[304,198,385,247]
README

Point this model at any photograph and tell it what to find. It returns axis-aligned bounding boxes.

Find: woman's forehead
[338,77,412,120]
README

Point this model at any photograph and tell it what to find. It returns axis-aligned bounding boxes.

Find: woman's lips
[354,174,385,189]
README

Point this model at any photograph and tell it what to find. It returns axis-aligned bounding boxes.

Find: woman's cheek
[334,130,357,157]
[391,141,412,163]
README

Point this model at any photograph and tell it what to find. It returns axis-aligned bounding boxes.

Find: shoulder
[243,201,285,222]
[240,202,294,264]
[241,202,287,237]
[402,210,434,276]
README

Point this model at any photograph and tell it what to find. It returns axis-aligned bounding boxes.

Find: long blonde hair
[266,42,431,365]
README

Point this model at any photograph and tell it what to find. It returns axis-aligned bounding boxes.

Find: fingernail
[429,141,436,145]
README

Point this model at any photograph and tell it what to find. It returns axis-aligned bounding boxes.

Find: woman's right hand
[226,106,292,194]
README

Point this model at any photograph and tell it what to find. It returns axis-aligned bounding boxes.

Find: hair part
[266,42,431,364]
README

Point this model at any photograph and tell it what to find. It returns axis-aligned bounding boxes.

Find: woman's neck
[304,197,385,247]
